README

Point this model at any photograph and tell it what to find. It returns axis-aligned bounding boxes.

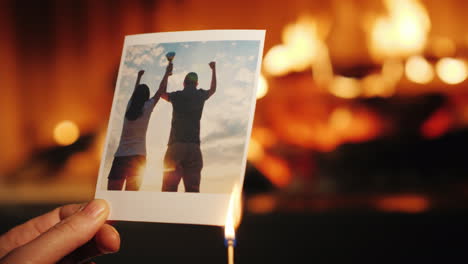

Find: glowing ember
[405,55,434,84]
[436,58,468,85]
[53,120,80,146]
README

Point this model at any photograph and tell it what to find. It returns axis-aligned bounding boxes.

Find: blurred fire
[420,107,454,139]
[247,193,277,214]
[263,15,331,81]
[367,0,431,60]
[375,194,430,213]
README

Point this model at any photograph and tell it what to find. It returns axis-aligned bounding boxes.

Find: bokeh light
[405,55,434,84]
[436,58,467,85]
[53,120,80,146]
[263,45,292,76]
[329,76,361,99]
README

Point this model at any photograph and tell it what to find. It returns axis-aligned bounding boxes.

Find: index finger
[0,203,83,258]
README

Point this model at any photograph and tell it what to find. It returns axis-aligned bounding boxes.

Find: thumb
[2,199,109,264]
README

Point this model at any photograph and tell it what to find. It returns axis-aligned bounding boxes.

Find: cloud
[214,52,226,61]
[159,55,168,66]
[235,67,255,84]
[124,44,164,66]
[202,118,246,145]
[133,53,153,65]
[151,46,164,57]
[202,139,245,165]
[121,64,138,79]
[125,45,145,63]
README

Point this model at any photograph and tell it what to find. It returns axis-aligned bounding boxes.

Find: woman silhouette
[107,64,172,190]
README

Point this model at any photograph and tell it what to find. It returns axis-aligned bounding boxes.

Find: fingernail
[82,199,107,218]
[108,224,119,237]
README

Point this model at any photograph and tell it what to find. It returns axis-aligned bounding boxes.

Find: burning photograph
[95,30,265,225]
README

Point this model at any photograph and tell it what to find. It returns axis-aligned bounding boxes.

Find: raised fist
[209,61,216,69]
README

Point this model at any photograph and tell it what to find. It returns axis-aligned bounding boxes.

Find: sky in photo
[101,40,261,193]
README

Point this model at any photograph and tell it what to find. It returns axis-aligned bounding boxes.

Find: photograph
[95,30,265,225]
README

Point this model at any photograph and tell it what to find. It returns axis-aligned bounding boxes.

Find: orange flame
[368,0,431,60]
[224,184,243,240]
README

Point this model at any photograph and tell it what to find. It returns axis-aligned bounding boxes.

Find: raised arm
[157,62,173,101]
[128,70,145,102]
[134,70,144,90]
[207,61,216,99]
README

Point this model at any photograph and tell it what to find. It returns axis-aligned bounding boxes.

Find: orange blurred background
[1,0,468,212]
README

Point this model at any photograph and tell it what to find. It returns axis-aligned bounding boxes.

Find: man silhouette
[160,61,216,192]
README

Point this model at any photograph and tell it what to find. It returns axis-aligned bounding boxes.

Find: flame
[264,15,331,79]
[53,120,80,146]
[369,0,431,60]
[224,184,243,240]
[282,16,321,72]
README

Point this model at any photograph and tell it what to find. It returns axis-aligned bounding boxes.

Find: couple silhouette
[107,59,217,193]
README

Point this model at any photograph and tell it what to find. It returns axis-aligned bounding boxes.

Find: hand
[0,199,120,264]
[138,70,145,77]
[209,61,216,70]
[166,62,173,76]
